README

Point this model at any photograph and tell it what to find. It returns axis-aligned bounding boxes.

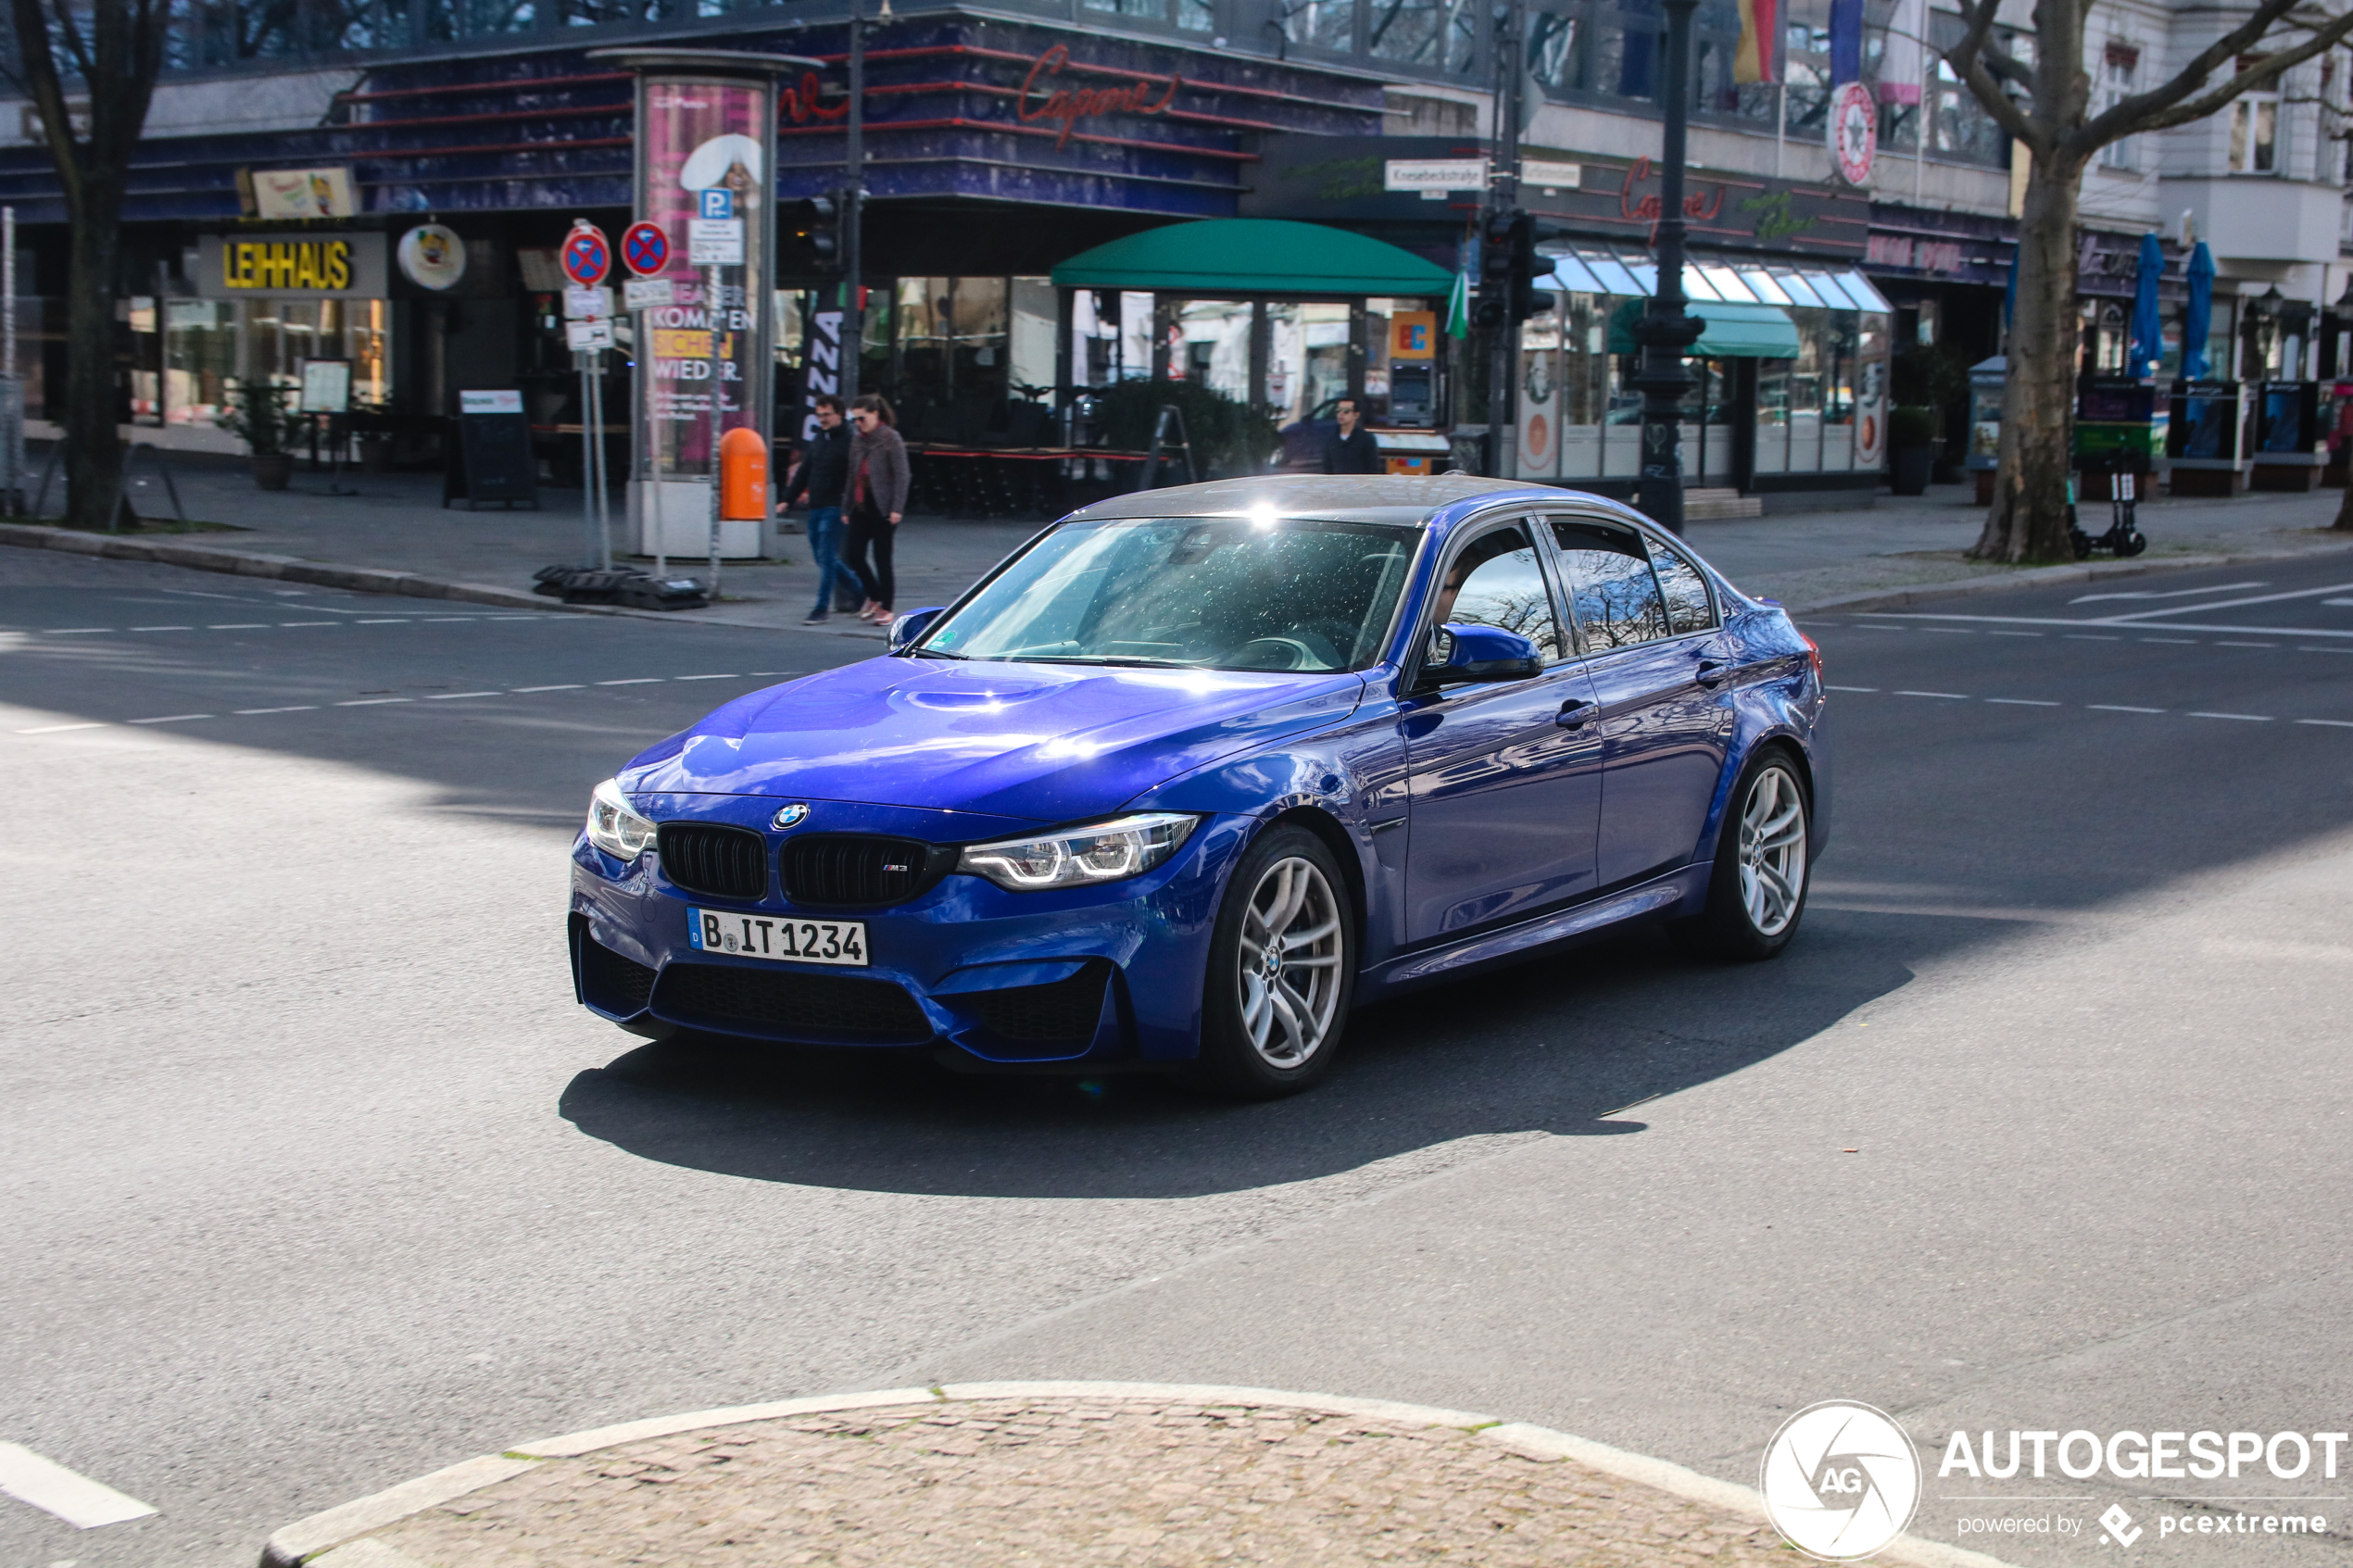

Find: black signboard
[445,389,539,509]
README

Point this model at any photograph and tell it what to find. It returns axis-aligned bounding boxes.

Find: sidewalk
[14,445,2353,628]
[258,1384,2005,1568]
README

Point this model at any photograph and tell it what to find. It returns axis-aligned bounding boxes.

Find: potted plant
[218,377,296,490]
[1889,405,1937,495]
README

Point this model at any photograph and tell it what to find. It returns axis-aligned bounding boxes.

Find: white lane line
[1826,684,1878,693]
[126,714,212,724]
[1872,611,2353,638]
[13,722,105,734]
[422,617,477,622]
[673,673,740,681]
[335,697,412,707]
[278,621,340,627]
[0,1441,157,1527]
[2297,718,2353,728]
[2102,579,2353,621]
[510,684,583,693]
[2187,711,2272,721]
[1986,630,2043,637]
[2072,580,2267,605]
[2138,637,2196,645]
[749,671,801,676]
[1895,690,1969,699]
[233,706,318,715]
[486,616,541,621]
[1918,628,1974,635]
[2089,705,2165,713]
[1986,698,2061,707]
[356,619,411,624]
[2215,641,2277,648]
[424,691,503,700]
[44,628,113,634]
[2062,633,2120,641]
[596,678,661,685]
[129,625,191,632]
[208,623,268,630]
[2300,646,2353,654]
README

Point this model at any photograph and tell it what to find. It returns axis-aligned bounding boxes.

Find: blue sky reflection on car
[569,475,1829,1098]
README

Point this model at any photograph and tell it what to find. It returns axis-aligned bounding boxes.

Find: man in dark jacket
[1321,397,1382,474]
[779,395,856,623]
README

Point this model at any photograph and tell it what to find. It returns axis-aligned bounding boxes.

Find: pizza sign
[1829,82,1878,187]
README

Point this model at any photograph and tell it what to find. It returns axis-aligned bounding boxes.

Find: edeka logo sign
[1018,44,1179,150]
[196,232,388,300]
[1759,1401,1922,1562]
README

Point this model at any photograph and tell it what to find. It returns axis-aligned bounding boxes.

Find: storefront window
[1265,302,1351,426]
[1277,0,1357,52]
[1168,300,1253,405]
[165,301,236,427]
[1372,0,1478,71]
[1072,290,1155,385]
[1084,0,1212,30]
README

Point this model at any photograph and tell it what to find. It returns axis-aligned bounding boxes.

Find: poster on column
[639,80,772,481]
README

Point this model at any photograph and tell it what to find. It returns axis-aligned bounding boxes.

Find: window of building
[1370,0,1478,71]
[2099,44,2138,169]
[1380,90,1478,133]
[2231,58,2281,172]
[1277,0,1358,54]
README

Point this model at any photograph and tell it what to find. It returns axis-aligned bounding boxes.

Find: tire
[1185,824,1355,1098]
[1672,748,1813,962]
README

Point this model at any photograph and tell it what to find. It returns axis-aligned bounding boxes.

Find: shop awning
[1604,297,1804,358]
[1052,220,1455,298]
[1546,241,1892,315]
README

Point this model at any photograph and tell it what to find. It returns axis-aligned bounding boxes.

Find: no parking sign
[622,220,670,277]
[561,220,612,286]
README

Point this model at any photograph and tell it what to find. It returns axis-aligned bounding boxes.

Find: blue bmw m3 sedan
[569,475,1828,1097]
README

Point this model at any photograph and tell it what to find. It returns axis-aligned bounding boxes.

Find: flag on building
[1446,264,1470,339]
[1733,0,1779,85]
[1829,0,1864,83]
[1879,0,1925,104]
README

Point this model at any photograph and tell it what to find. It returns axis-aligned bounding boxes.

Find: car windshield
[916,516,1420,672]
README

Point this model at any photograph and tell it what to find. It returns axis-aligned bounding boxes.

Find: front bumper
[568,793,1249,1066]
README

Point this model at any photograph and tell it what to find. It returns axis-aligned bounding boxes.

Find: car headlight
[585,778,658,860]
[955,812,1200,891]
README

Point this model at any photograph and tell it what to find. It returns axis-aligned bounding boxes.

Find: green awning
[1605,297,1802,358]
[1051,219,1454,297]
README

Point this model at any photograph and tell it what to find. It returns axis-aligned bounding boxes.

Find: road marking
[278,621,340,627]
[1986,630,2043,637]
[44,628,112,634]
[596,678,661,685]
[2138,637,2196,645]
[2104,579,2353,621]
[2072,581,2266,605]
[126,714,212,724]
[673,673,739,681]
[0,1442,157,1528]
[2215,641,2277,648]
[129,625,191,632]
[2062,633,2120,641]
[2298,718,2353,728]
[335,697,412,707]
[1826,684,1878,693]
[2088,705,2164,713]
[234,706,317,714]
[208,623,268,630]
[422,617,477,622]
[424,691,503,700]
[1986,698,2061,707]
[1918,628,1974,634]
[1895,690,1969,699]
[2187,711,2272,721]
[510,684,583,693]
[2300,646,2353,654]
[356,619,411,624]
[14,722,105,734]
[1870,611,2353,638]
[749,671,801,676]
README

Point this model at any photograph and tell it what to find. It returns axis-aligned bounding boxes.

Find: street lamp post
[840,0,866,407]
[1633,0,1703,535]
[1485,0,1526,479]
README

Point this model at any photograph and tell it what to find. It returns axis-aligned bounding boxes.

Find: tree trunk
[62,174,126,531]
[1972,152,2086,565]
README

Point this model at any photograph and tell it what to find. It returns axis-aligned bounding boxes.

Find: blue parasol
[2128,232,2165,379]
[2183,241,2215,381]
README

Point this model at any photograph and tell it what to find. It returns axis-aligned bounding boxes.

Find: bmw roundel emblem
[773,803,810,829]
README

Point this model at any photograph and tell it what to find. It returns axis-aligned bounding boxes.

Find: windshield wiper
[910,646,968,659]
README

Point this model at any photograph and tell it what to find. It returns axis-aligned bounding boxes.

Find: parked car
[570,474,1830,1098]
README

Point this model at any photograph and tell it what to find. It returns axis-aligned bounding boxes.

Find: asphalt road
[4,545,2350,1567]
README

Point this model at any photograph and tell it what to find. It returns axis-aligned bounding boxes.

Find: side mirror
[1430,622,1542,683]
[888,607,946,654]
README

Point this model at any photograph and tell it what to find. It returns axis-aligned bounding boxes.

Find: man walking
[779,395,856,625]
[1321,397,1382,474]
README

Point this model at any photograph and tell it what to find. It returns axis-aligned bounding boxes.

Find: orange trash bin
[719,425,769,521]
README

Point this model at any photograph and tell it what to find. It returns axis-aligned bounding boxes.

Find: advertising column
[597,51,803,559]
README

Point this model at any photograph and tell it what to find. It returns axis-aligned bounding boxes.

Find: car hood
[622,657,1367,823]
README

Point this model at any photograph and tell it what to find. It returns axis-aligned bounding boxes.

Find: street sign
[688,218,745,266]
[698,188,735,220]
[1385,158,1488,196]
[1521,159,1582,192]
[622,220,671,277]
[563,285,613,320]
[561,221,611,286]
[623,277,676,310]
[566,320,615,351]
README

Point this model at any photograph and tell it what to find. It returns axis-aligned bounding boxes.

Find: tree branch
[2073,0,2317,148]
[1940,0,2044,154]
[2090,11,2353,148]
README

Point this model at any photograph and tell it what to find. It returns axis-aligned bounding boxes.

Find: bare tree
[1945,0,2353,562]
[3,0,170,529]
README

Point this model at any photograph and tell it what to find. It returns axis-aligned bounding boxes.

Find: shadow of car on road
[559,909,1982,1200]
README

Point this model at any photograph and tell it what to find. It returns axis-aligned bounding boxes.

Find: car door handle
[1554,698,1596,728]
[1694,659,1730,686]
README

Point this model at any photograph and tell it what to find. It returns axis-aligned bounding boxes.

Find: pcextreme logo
[1759,1400,1923,1561]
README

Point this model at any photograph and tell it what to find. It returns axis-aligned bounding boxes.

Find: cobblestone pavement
[368,1398,1796,1566]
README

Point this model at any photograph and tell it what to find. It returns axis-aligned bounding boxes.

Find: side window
[1435,524,1567,663]
[1548,517,1669,650]
[1647,538,1716,635]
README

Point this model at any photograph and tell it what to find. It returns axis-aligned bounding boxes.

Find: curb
[258,1380,2017,1568]
[1785,536,2353,615]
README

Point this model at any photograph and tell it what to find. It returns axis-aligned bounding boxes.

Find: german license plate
[686,908,868,967]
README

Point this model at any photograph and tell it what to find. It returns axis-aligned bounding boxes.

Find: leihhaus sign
[196,232,388,299]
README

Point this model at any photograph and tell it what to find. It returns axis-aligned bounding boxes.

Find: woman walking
[842,394,910,628]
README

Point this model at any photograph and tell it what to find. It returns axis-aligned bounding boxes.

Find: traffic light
[1509,214,1558,323]
[789,193,842,270]
[1475,207,1516,331]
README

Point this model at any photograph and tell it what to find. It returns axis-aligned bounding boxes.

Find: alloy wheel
[1737,764,1808,937]
[1236,856,1345,1069]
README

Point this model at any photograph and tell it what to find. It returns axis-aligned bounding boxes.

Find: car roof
[1066,474,1537,528]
